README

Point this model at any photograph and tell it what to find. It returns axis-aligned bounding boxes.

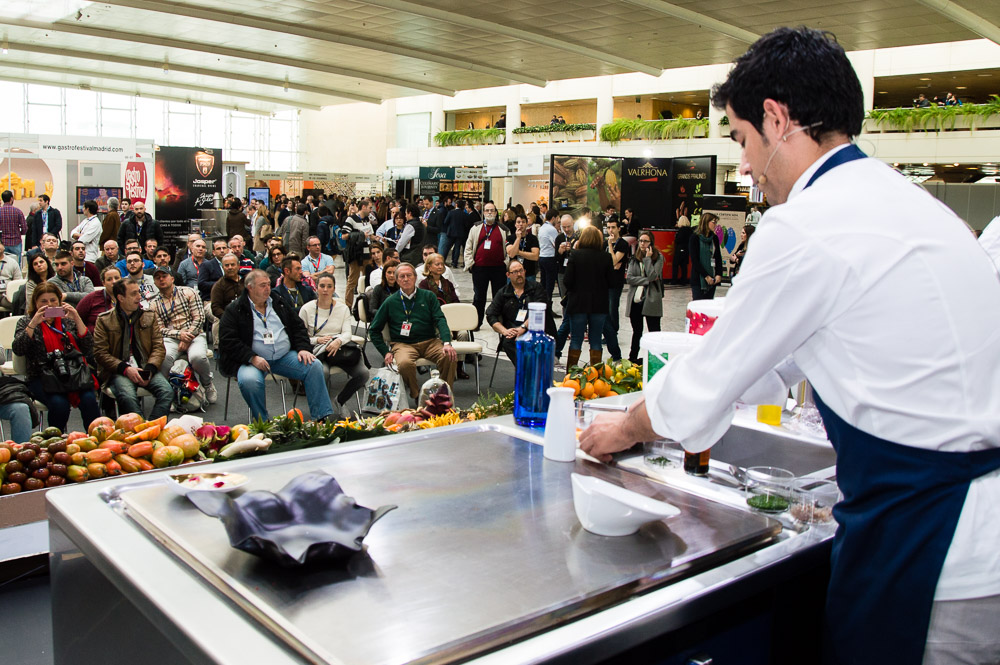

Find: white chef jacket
[645,144,1000,601]
[979,215,1000,273]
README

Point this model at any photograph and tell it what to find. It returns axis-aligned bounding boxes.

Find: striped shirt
[150,285,205,339]
[0,203,27,247]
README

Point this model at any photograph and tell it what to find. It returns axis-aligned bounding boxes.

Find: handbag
[316,341,361,368]
[40,346,95,394]
[361,366,409,414]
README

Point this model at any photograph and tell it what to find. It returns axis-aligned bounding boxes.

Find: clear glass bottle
[418,369,454,413]
[514,302,555,428]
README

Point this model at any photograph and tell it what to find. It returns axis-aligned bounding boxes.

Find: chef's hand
[579,399,659,463]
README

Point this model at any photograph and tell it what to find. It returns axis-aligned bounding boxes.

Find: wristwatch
[443,341,452,347]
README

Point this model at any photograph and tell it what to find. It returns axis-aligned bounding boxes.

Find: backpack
[168,359,207,413]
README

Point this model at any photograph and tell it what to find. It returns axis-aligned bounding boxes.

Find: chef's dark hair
[711,27,864,142]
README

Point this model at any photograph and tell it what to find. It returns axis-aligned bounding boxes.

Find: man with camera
[93,279,173,420]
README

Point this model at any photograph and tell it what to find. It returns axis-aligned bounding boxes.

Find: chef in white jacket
[581,27,1000,665]
[980,214,1000,272]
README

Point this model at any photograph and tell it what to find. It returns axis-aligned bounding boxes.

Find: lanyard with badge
[160,288,177,323]
[483,224,498,251]
[309,255,321,272]
[253,304,275,345]
[400,294,414,336]
[514,292,529,325]
[314,303,334,334]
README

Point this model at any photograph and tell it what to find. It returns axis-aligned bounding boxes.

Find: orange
[287,408,304,421]
[603,364,613,379]
[562,378,581,396]
[584,366,598,381]
[581,383,595,399]
[592,379,610,397]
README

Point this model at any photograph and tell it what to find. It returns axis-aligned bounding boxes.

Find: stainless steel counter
[47,405,837,665]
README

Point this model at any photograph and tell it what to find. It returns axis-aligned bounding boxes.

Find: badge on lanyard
[483,239,492,250]
[400,321,412,336]
[262,331,275,345]
[515,308,528,323]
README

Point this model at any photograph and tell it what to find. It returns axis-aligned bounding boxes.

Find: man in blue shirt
[218,269,333,422]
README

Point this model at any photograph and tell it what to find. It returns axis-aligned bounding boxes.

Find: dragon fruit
[195,424,232,451]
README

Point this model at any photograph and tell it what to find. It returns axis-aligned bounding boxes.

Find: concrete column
[848,50,876,114]
[595,77,614,139]
[383,99,397,150]
[505,88,521,147]
[708,99,724,139]
[430,96,446,141]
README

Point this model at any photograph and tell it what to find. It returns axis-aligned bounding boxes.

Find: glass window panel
[199,108,226,148]
[27,104,63,134]
[135,98,165,144]
[65,89,98,136]
[27,83,61,105]
[100,91,133,110]
[230,116,255,151]
[167,111,196,146]
[0,82,25,133]
[268,119,292,152]
[228,149,254,166]
[101,108,132,138]
[268,151,294,171]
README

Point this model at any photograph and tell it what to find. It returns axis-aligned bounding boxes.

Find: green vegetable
[645,456,672,467]
[747,494,790,512]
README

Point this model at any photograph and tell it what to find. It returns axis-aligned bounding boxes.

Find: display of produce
[558,360,642,399]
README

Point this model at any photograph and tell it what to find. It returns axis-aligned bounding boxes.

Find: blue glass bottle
[514,302,555,428]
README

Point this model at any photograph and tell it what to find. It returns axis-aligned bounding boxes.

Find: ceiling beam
[620,0,760,45]
[0,61,321,111]
[0,17,456,97]
[96,0,549,87]
[913,0,1000,45]
[0,73,273,116]
[356,0,663,77]
[5,40,381,104]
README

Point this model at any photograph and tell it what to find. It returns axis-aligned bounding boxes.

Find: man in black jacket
[425,196,449,253]
[218,269,333,421]
[271,255,316,312]
[439,198,467,269]
[117,201,164,249]
[196,238,227,301]
[486,259,556,363]
[37,194,62,238]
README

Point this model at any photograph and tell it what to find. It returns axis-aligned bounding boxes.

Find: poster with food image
[550,155,622,217]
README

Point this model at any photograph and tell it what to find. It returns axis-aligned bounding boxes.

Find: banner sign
[124,161,148,205]
[454,167,486,181]
[37,135,136,161]
[154,146,222,220]
[549,155,622,217]
[671,155,716,226]
[419,166,455,181]
[620,158,673,229]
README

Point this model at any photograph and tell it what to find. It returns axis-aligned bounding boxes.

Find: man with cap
[149,265,216,404]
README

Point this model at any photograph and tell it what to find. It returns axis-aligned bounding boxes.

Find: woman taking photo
[418,252,469,379]
[689,212,724,300]
[25,253,54,311]
[625,231,664,364]
[12,283,101,433]
[366,258,399,315]
[730,224,756,276]
[562,226,613,369]
[299,274,369,418]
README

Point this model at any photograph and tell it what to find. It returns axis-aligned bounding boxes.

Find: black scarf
[115,305,147,367]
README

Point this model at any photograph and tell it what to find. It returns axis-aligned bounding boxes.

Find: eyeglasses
[638,239,651,244]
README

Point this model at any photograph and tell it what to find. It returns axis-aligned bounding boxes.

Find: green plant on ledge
[866,97,1000,132]
[599,117,710,143]
[719,115,729,126]
[434,128,506,147]
[512,123,597,134]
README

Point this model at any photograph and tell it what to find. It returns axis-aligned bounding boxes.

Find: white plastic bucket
[685,298,726,336]
[640,332,703,387]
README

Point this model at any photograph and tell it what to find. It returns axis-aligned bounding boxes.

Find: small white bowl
[571,473,680,537]
[165,472,249,497]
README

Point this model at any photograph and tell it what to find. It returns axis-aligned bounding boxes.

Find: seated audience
[48,250,94,304]
[25,253,54,311]
[121,251,157,302]
[70,240,101,285]
[92,279,173,420]
[486,258,556,363]
[211,253,245,319]
[149,266,216,403]
[13,284,101,433]
[95,239,121,272]
[176,238,208,289]
[369,263,457,399]
[273,254,316,312]
[366,258,399,315]
[196,238,227,300]
[218,270,334,422]
[298,273,369,418]
[77,266,122,333]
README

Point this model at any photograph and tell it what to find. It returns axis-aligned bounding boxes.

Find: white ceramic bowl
[571,473,680,537]
[164,471,249,497]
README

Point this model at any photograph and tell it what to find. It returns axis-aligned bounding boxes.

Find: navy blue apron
[805,144,1000,664]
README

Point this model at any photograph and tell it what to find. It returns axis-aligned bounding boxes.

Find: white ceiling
[0,0,998,115]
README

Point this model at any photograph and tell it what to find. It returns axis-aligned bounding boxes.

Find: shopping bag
[361,366,409,414]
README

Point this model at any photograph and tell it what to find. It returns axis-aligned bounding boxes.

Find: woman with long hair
[690,212,723,300]
[299,273,369,418]
[418,252,469,379]
[501,208,517,237]
[562,226,613,368]
[730,224,756,275]
[253,201,273,254]
[626,231,664,364]
[366,258,400,315]
[265,245,285,287]
[364,244,384,288]
[12,283,101,433]
[25,253,54,312]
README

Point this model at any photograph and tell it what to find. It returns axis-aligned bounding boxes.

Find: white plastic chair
[0,314,23,375]
[441,303,484,392]
[12,352,48,429]
[0,278,26,315]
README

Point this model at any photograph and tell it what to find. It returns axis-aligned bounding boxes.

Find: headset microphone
[756,121,824,186]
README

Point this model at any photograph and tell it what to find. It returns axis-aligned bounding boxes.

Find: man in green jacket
[369,263,457,399]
